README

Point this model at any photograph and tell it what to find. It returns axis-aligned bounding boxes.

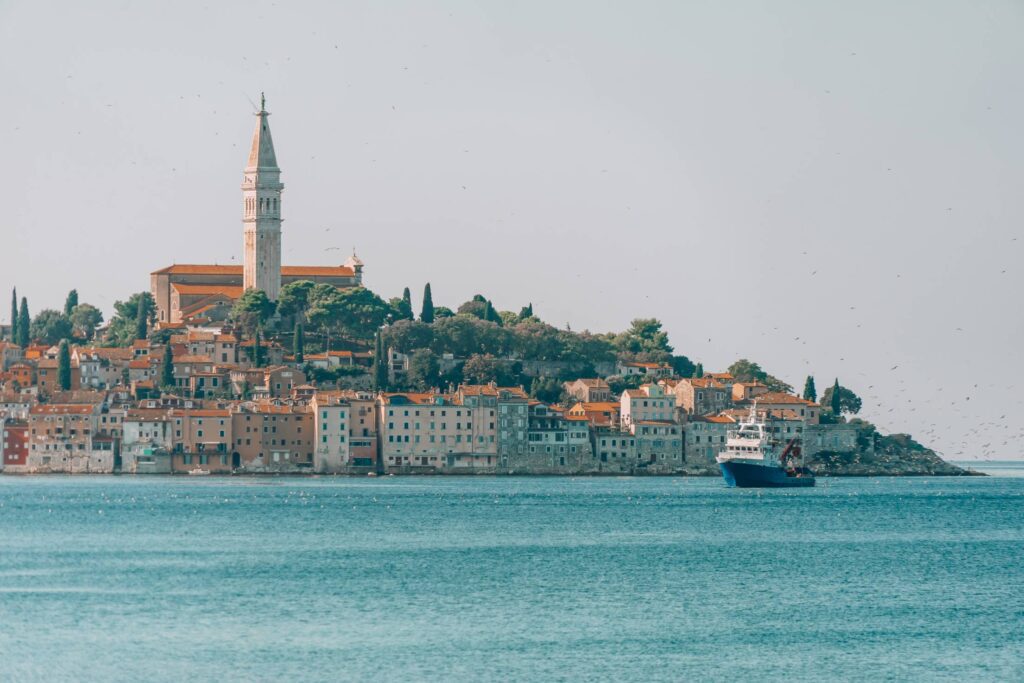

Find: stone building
[563,378,612,403]
[151,97,364,325]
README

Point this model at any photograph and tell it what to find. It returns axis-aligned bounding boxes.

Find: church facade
[151,97,363,325]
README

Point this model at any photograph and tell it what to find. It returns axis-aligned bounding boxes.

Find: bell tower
[242,93,283,300]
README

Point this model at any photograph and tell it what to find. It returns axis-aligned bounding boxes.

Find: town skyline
[2,1,1022,460]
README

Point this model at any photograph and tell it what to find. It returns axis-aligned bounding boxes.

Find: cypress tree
[57,340,72,391]
[253,328,264,368]
[9,288,17,342]
[161,344,175,389]
[135,296,148,340]
[293,321,304,364]
[17,297,30,348]
[831,378,842,416]
[694,363,704,378]
[803,376,817,402]
[402,287,413,320]
[420,283,434,323]
[373,331,388,391]
[64,290,78,318]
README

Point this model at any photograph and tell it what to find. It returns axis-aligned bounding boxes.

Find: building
[310,392,352,473]
[2,418,29,472]
[122,409,172,473]
[620,383,676,430]
[616,361,673,378]
[230,402,314,472]
[565,401,620,428]
[27,403,109,473]
[669,377,731,416]
[169,408,234,472]
[151,97,364,324]
[685,415,734,466]
[563,378,612,403]
[735,392,820,424]
[519,403,593,473]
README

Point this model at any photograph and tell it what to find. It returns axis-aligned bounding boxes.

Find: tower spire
[242,96,283,300]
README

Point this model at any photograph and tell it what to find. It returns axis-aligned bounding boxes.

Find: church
[151,96,363,325]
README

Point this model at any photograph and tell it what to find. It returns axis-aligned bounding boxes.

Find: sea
[1,473,1022,682]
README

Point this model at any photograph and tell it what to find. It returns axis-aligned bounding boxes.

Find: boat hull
[719,461,815,488]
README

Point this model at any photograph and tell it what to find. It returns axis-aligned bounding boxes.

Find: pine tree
[420,283,434,323]
[9,288,17,343]
[63,290,78,318]
[57,340,72,391]
[831,378,842,415]
[803,376,817,402]
[694,363,704,378]
[293,321,304,364]
[17,297,29,348]
[135,296,148,340]
[161,344,175,389]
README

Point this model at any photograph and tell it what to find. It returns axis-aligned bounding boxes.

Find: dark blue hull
[719,461,815,488]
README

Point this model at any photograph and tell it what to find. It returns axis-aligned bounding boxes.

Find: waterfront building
[620,383,676,430]
[230,402,313,472]
[668,377,731,416]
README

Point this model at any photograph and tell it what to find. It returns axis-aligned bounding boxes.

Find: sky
[1,0,1022,459]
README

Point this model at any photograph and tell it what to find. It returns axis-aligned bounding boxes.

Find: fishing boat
[187,467,211,476]
[716,404,815,488]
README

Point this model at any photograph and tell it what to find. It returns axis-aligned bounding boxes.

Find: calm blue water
[1,475,1022,682]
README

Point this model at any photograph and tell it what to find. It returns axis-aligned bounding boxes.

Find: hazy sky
[1,1,1022,459]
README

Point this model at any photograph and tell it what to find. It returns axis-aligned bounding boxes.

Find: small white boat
[188,467,211,476]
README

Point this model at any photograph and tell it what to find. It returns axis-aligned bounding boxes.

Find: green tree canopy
[388,292,414,322]
[457,295,490,320]
[671,355,696,378]
[822,380,862,416]
[462,353,500,384]
[105,292,156,346]
[407,348,441,390]
[727,358,793,393]
[63,290,78,318]
[420,283,434,323]
[614,318,673,360]
[70,304,104,341]
[276,280,317,320]
[232,289,276,337]
[161,344,175,389]
[433,306,455,319]
[803,376,817,402]
[9,288,17,343]
[17,297,30,348]
[293,321,305,364]
[30,310,73,345]
[529,375,564,403]
[57,340,72,390]
[383,319,435,353]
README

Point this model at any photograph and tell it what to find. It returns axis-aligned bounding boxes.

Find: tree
[252,328,265,368]
[63,290,79,318]
[614,318,673,359]
[402,287,413,319]
[462,354,500,384]
[373,331,388,391]
[232,289,276,337]
[727,358,793,393]
[9,288,17,343]
[17,297,29,348]
[803,376,817,402]
[822,379,862,416]
[484,300,502,325]
[388,292,414,322]
[70,304,104,341]
[161,344,175,389]
[293,322,304,364]
[276,280,317,320]
[457,295,490,320]
[671,355,696,379]
[407,348,440,390]
[135,295,149,340]
[694,363,704,378]
[420,283,435,323]
[382,319,434,353]
[519,303,534,320]
[105,292,156,347]
[30,310,73,345]
[57,340,72,391]
[308,287,391,342]
[530,375,564,403]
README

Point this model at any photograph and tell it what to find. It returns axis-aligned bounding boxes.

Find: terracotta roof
[154,264,357,277]
[126,409,170,421]
[168,409,231,418]
[30,404,96,415]
[747,392,816,406]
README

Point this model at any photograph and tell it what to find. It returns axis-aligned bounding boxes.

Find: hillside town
[0,97,899,477]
